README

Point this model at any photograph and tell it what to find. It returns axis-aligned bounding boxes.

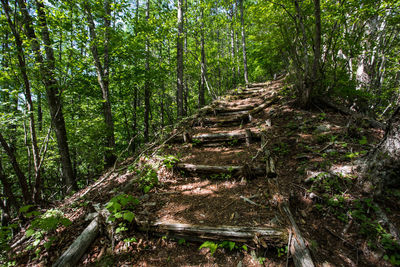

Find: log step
[202,114,250,126]
[137,221,287,245]
[170,131,261,144]
[176,163,265,177]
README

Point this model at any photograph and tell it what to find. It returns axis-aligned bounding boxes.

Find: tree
[239,0,248,85]
[83,0,117,167]
[177,0,184,118]
[17,0,77,193]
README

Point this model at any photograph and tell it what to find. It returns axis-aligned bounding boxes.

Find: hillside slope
[9,79,400,266]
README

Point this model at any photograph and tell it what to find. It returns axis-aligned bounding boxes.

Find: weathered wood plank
[176,163,265,177]
[283,204,315,267]
[137,221,287,245]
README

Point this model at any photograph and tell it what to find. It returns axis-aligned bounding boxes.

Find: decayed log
[170,131,261,144]
[176,163,265,177]
[317,97,384,129]
[52,216,100,267]
[137,221,287,245]
[282,204,315,267]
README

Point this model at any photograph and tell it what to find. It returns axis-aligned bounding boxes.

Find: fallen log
[176,163,265,177]
[52,216,100,267]
[316,97,384,129]
[282,204,315,267]
[137,221,287,245]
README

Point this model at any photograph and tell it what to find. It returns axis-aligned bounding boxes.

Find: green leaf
[123,211,135,222]
[26,229,35,237]
[19,205,34,213]
[228,241,236,251]
[143,185,151,194]
[242,245,248,251]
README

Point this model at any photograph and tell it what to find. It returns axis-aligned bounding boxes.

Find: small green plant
[192,139,202,146]
[138,167,158,193]
[24,208,72,254]
[199,241,247,256]
[277,246,288,257]
[358,136,368,145]
[163,155,179,169]
[106,194,139,224]
[318,112,327,121]
[273,142,289,155]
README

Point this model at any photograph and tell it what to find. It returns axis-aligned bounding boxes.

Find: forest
[0,0,399,266]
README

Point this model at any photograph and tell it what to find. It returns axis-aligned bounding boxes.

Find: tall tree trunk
[0,131,31,204]
[239,0,249,85]
[199,7,206,108]
[84,0,116,167]
[176,0,184,118]
[144,0,151,142]
[312,0,322,95]
[229,5,236,88]
[17,0,77,193]
[1,0,42,202]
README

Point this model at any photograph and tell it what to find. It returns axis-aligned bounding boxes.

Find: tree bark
[84,0,116,167]
[176,0,184,118]
[18,0,77,192]
[364,107,400,193]
[0,131,31,204]
[239,0,249,85]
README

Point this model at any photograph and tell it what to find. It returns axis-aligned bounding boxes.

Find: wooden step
[137,221,287,245]
[176,163,265,177]
[170,131,260,144]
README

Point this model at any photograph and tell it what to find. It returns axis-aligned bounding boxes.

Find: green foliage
[137,167,159,193]
[24,209,72,253]
[163,155,180,169]
[277,246,288,257]
[0,223,18,261]
[273,142,289,156]
[199,240,247,256]
[106,193,139,224]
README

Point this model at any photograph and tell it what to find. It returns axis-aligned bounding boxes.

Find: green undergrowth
[309,172,400,265]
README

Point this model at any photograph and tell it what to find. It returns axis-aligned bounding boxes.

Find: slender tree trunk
[84,0,116,167]
[0,131,31,204]
[239,0,248,85]
[229,5,236,87]
[199,7,206,108]
[144,0,151,142]
[18,0,77,193]
[312,0,321,94]
[177,0,184,118]
[183,0,188,116]
[1,0,42,202]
